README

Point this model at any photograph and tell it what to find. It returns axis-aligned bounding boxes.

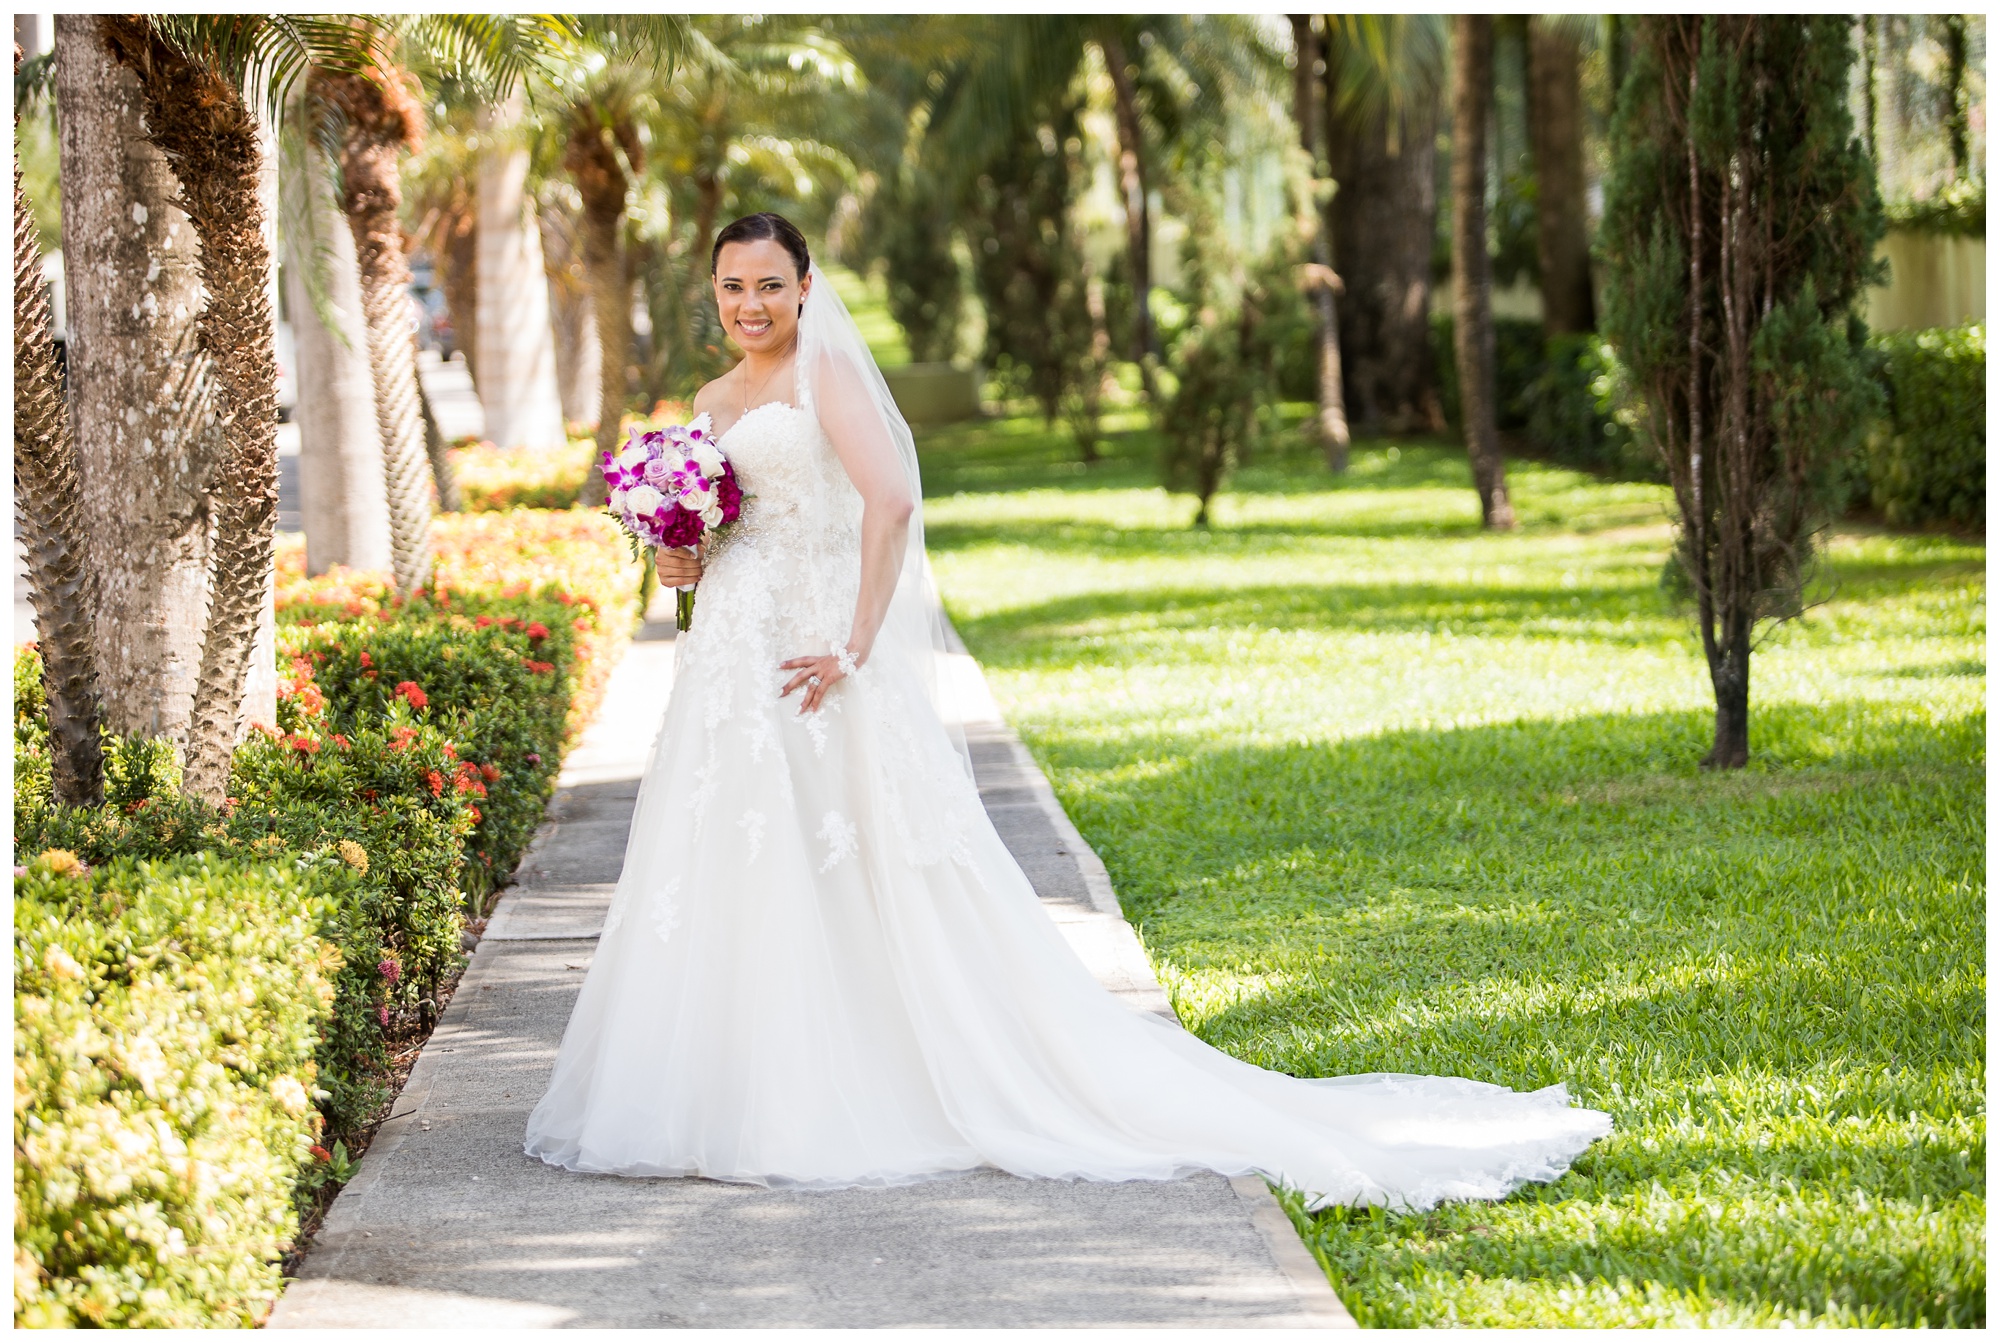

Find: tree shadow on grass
[1050,705,1982,1325]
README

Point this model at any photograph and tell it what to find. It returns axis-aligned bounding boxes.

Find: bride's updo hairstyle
[710,211,811,282]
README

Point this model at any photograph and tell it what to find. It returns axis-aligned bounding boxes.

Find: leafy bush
[277,602,572,897]
[1519,334,1661,481]
[1861,321,1985,526]
[1884,180,1985,238]
[447,439,590,511]
[449,404,691,512]
[275,508,643,742]
[227,714,473,1001]
[14,851,338,1327]
[1429,314,1548,432]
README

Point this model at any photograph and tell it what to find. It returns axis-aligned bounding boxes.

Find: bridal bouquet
[598,413,743,630]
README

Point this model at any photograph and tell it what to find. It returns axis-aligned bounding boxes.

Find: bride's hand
[778,646,861,714]
[654,545,703,586]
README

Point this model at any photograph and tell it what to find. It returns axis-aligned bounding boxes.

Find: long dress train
[524,396,1611,1210]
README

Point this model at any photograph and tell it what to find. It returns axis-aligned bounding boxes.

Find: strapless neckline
[718,400,804,446]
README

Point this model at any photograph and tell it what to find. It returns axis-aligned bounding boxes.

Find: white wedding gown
[524,397,1612,1210]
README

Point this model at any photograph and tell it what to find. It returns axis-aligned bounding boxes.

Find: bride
[523,212,1611,1209]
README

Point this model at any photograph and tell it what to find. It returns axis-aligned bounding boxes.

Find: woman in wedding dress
[523,213,1611,1209]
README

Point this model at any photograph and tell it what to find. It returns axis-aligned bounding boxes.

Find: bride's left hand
[778,651,852,714]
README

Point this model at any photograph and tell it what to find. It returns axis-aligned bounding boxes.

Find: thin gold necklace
[741,338,796,416]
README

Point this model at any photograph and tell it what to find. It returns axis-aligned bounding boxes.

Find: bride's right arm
[813,349,914,668]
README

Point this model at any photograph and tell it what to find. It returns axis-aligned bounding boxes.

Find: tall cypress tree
[1600,17,1883,769]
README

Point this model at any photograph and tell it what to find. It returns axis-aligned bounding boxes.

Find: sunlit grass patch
[922,412,1985,1327]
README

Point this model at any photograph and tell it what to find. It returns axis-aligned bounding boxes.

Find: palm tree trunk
[315,69,432,596]
[15,124,104,807]
[1099,33,1159,401]
[1290,16,1351,470]
[56,16,227,748]
[566,117,635,508]
[437,194,478,378]
[420,377,463,512]
[102,17,283,801]
[475,89,567,450]
[540,201,603,429]
[1449,15,1515,531]
[283,129,393,575]
[1528,19,1594,336]
[1326,80,1441,433]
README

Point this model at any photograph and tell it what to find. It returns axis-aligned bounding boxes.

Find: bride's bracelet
[834,645,860,679]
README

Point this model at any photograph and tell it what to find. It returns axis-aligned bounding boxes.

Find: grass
[918,410,1985,1328]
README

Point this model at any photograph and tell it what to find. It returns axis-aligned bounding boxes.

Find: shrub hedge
[15,506,647,1325]
[448,403,689,512]
[1861,321,1985,527]
[14,851,342,1327]
[1431,316,1983,517]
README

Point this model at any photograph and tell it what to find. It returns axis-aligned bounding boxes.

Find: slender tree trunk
[102,17,282,801]
[438,195,478,378]
[1449,16,1515,530]
[1290,15,1351,470]
[15,110,104,806]
[1942,15,1970,177]
[540,201,602,428]
[283,130,392,575]
[475,89,566,449]
[566,116,635,508]
[688,151,724,314]
[1528,18,1595,335]
[315,69,432,596]
[1860,17,1878,164]
[1099,33,1159,401]
[56,16,226,747]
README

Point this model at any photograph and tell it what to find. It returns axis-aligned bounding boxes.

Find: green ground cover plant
[14,851,343,1327]
[920,413,1984,1327]
[13,510,646,1325]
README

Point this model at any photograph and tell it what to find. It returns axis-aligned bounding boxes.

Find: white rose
[700,504,724,528]
[624,484,664,516]
[690,442,724,476]
[609,487,629,512]
[616,444,649,469]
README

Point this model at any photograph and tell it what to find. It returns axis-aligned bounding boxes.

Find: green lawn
[918,411,1985,1328]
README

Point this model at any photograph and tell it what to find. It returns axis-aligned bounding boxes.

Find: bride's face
[713,240,811,358]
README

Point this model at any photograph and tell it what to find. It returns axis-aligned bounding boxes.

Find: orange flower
[396,681,429,711]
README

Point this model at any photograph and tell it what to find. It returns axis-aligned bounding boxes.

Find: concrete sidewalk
[269,600,1354,1329]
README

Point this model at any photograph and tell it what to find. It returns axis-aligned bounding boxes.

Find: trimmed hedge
[14,851,341,1327]
[15,506,648,1325]
[1861,321,1985,526]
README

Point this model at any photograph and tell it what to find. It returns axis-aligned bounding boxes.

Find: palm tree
[94,17,310,800]
[310,49,435,595]
[53,16,230,753]
[1448,15,1515,530]
[281,107,393,575]
[14,50,103,807]
[1288,16,1349,468]
[925,17,1270,404]
[550,60,651,506]
[1321,15,1448,436]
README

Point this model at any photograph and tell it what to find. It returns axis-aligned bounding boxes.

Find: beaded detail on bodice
[713,401,862,551]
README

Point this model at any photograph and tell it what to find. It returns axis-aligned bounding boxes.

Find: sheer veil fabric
[522,263,1612,1211]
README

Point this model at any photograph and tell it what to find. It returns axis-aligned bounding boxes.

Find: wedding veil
[794,261,973,777]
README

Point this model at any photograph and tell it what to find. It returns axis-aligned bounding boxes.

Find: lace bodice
[713,401,862,554]
[652,398,982,879]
